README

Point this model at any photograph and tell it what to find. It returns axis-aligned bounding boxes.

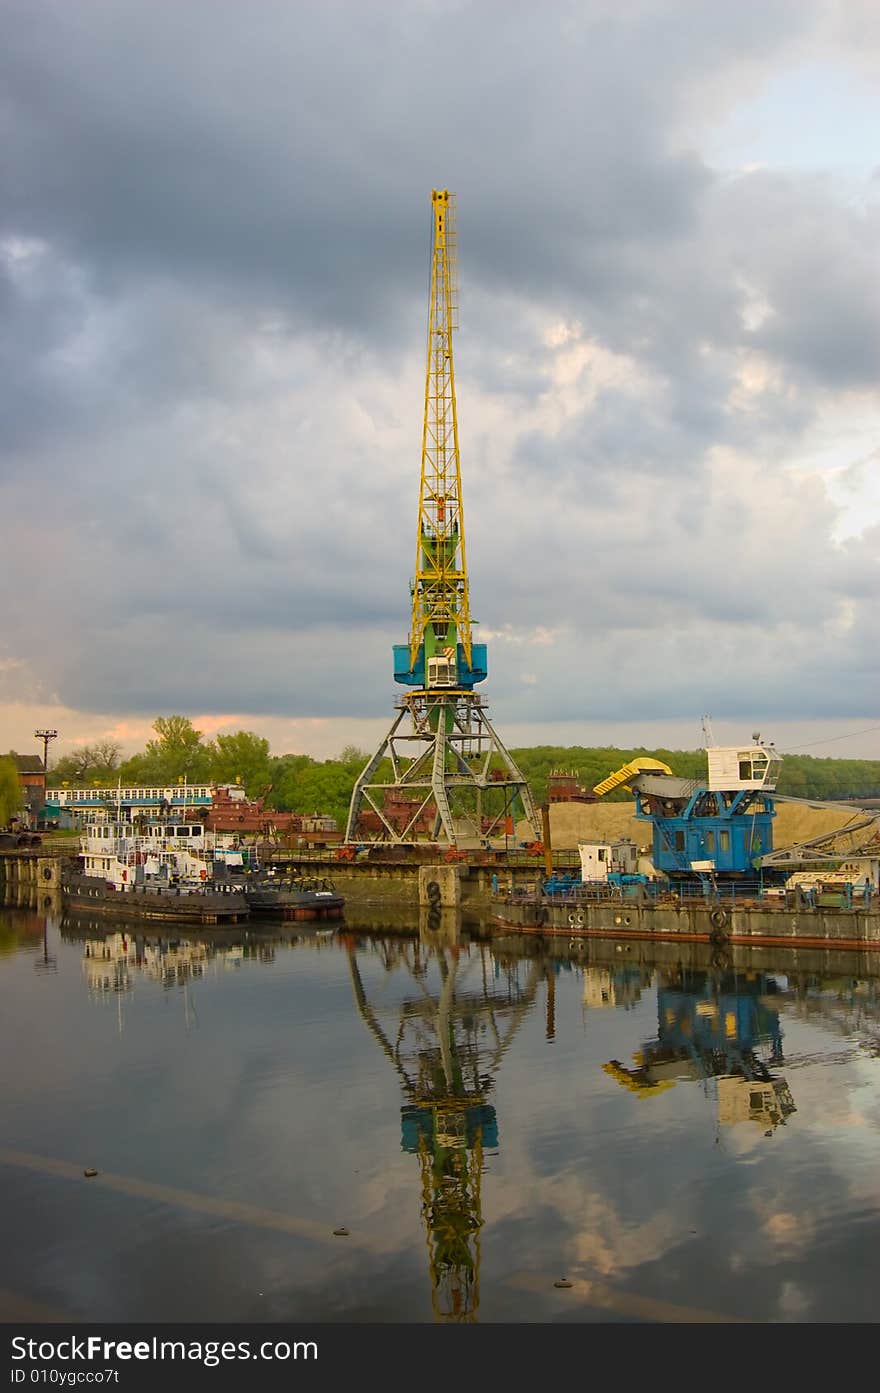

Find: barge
[492,734,879,952]
[490,884,880,953]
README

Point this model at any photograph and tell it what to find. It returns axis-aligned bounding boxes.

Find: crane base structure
[344,689,539,849]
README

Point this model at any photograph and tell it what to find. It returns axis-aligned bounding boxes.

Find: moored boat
[62,814,249,924]
[61,868,250,923]
[211,860,345,921]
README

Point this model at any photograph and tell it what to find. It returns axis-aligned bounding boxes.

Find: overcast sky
[2,0,878,766]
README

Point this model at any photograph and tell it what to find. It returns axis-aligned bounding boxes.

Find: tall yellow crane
[410,190,473,679]
[345,192,539,848]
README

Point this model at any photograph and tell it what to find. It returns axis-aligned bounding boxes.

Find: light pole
[34,729,58,775]
[34,730,58,827]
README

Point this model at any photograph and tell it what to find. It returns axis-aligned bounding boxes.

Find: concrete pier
[417,864,461,909]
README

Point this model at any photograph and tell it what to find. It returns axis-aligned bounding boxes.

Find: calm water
[2,899,880,1324]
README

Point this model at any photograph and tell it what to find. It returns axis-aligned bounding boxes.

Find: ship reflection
[604,966,796,1134]
[71,922,335,1003]
[343,919,547,1322]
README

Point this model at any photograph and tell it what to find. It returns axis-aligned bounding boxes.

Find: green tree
[51,740,121,786]
[208,732,273,797]
[339,745,369,770]
[268,754,317,811]
[268,747,375,827]
[120,716,210,783]
[0,757,22,826]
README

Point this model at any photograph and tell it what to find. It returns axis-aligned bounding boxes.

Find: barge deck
[491,888,880,952]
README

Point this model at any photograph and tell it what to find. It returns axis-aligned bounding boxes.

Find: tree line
[33,718,880,829]
[46,718,371,829]
[509,745,880,807]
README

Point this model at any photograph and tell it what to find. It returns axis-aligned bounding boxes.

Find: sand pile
[518,800,878,853]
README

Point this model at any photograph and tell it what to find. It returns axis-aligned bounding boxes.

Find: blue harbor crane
[591,737,784,888]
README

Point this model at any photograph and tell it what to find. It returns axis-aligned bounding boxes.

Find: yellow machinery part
[592,757,674,797]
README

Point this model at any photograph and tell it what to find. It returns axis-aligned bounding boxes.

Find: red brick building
[548,770,598,804]
[12,754,46,821]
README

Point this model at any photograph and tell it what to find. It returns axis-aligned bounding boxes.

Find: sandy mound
[518,800,878,854]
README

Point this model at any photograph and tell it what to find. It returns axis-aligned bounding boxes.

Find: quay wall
[1,846,544,908]
[490,894,880,950]
[6,849,878,950]
[0,850,66,911]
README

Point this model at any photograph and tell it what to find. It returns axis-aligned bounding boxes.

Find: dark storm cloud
[1,0,871,435]
[1,0,878,731]
[0,2,807,349]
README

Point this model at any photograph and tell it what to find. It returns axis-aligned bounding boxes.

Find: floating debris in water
[332,1227,350,1237]
[83,1168,98,1178]
[553,1277,573,1289]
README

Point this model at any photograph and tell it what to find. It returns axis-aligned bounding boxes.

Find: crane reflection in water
[604,963,796,1134]
[343,911,550,1322]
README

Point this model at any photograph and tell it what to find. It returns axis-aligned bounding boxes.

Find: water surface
[2,901,879,1323]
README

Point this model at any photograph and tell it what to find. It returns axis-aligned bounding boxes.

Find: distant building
[47,783,214,815]
[12,755,46,823]
[356,787,436,839]
[44,781,341,847]
[548,770,598,804]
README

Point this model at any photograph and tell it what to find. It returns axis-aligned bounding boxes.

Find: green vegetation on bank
[41,718,880,829]
[0,757,22,826]
[508,746,880,807]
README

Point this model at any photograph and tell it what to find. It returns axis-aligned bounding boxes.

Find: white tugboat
[63,809,345,924]
[62,814,250,924]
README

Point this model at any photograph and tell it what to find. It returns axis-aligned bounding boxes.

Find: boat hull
[490,893,880,952]
[244,889,345,920]
[61,874,249,924]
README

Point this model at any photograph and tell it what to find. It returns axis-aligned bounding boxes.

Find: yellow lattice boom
[409,189,473,671]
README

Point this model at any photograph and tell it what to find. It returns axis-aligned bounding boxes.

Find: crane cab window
[427,656,456,687]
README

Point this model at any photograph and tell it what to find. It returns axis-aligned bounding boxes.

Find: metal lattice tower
[410,190,472,672]
[345,191,539,849]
